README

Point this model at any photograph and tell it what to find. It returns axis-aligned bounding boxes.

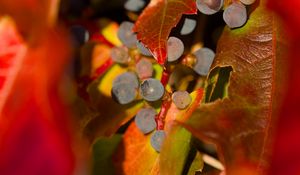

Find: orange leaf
[113,122,160,175]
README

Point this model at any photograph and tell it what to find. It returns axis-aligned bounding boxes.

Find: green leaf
[187,152,204,175]
[160,89,204,175]
[92,134,123,175]
[204,66,233,103]
[160,127,201,175]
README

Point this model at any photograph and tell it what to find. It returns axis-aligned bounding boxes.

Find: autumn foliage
[0,0,300,175]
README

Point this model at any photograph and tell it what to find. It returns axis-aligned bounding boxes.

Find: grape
[111,83,137,104]
[124,0,146,12]
[135,108,157,134]
[240,0,256,5]
[117,21,137,48]
[180,18,197,35]
[223,2,247,28]
[150,130,166,152]
[140,78,164,102]
[135,58,153,79]
[112,72,139,104]
[70,25,89,46]
[136,41,152,56]
[167,37,184,62]
[172,91,192,109]
[196,0,224,15]
[113,72,139,89]
[110,46,130,64]
[193,47,215,76]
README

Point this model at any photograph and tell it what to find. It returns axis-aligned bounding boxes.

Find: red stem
[160,68,170,87]
[155,99,172,130]
[91,58,114,80]
[90,33,115,48]
[156,66,172,130]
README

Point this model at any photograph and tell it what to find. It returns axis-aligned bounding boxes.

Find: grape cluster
[196,0,256,28]
[111,23,166,100]
[71,0,256,155]
[110,20,218,152]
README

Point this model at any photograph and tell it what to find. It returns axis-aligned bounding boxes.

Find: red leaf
[267,1,300,175]
[0,0,59,37]
[0,16,74,175]
[0,17,26,116]
[178,3,285,174]
[133,0,197,64]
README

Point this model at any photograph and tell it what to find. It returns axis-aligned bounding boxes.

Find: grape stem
[156,66,172,130]
[155,99,172,130]
[160,67,170,87]
[91,58,114,80]
[90,33,115,48]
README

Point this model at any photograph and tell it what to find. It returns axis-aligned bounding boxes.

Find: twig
[202,153,225,171]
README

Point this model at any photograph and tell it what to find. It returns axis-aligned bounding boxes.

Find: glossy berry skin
[172,91,192,109]
[140,78,164,102]
[223,2,247,28]
[196,0,224,15]
[111,83,137,105]
[193,47,215,76]
[180,18,197,35]
[240,0,256,5]
[136,58,153,79]
[124,0,146,12]
[113,72,139,89]
[150,130,166,152]
[135,108,157,134]
[111,72,139,104]
[118,21,138,48]
[110,46,130,64]
[167,37,184,62]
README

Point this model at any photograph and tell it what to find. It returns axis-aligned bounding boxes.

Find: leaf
[112,89,204,175]
[97,19,122,46]
[267,1,300,175]
[113,122,160,175]
[204,66,233,102]
[0,0,60,39]
[0,16,74,175]
[133,0,197,64]
[92,135,123,175]
[178,3,283,174]
[0,16,26,118]
[160,89,204,175]
[187,152,204,175]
